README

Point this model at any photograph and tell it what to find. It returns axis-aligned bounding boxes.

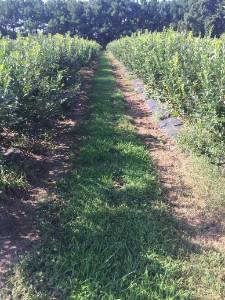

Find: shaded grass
[176,151,225,218]
[177,124,225,166]
[0,164,28,197]
[177,125,225,220]
[7,54,225,299]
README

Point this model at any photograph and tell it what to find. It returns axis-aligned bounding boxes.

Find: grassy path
[8,54,225,299]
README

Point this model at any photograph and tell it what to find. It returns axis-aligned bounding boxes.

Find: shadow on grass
[10,55,204,299]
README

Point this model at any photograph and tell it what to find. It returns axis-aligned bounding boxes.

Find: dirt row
[0,64,96,293]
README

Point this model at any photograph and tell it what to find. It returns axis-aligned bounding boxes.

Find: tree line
[0,0,224,45]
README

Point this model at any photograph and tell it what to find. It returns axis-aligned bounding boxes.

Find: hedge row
[107,31,225,164]
[0,34,101,132]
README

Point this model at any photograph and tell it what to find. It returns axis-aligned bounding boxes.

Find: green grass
[7,54,225,300]
[0,160,28,200]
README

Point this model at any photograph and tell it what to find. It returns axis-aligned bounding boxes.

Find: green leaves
[107,30,225,163]
[0,34,101,132]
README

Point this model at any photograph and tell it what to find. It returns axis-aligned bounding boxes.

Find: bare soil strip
[109,54,225,252]
[0,64,96,291]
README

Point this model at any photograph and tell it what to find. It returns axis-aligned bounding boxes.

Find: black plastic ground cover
[132,79,183,139]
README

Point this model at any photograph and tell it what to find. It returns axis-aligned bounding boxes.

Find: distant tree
[140,0,160,31]
[21,0,46,34]
[179,0,225,37]
[67,0,87,35]
[0,0,22,36]
[46,0,70,34]
[0,0,224,43]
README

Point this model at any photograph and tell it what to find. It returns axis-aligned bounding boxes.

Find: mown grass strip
[9,54,225,300]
